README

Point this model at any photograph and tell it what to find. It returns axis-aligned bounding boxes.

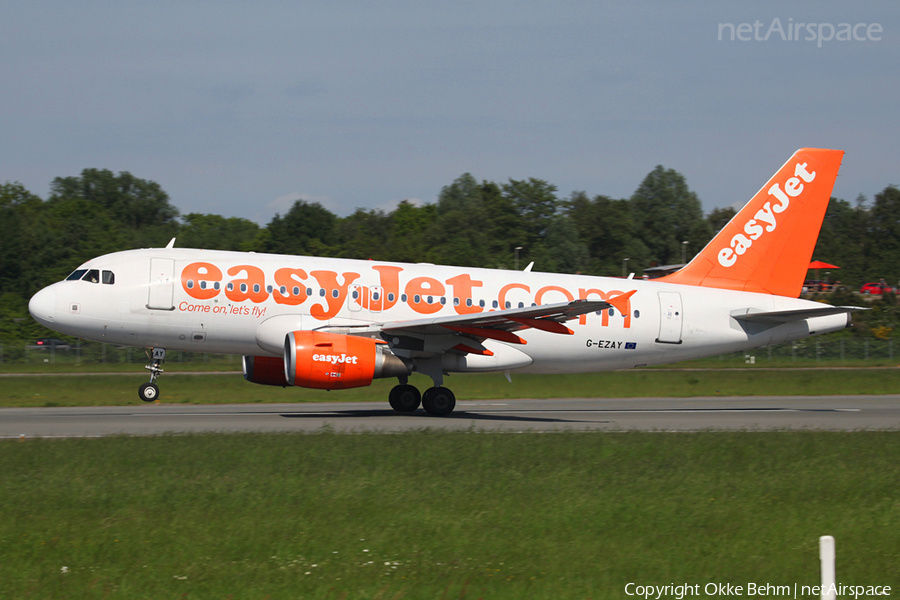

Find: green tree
[0,292,44,344]
[0,183,44,296]
[530,215,590,274]
[383,201,435,263]
[706,207,736,235]
[179,213,261,252]
[565,192,650,276]
[867,186,900,285]
[335,209,391,260]
[479,181,525,269]
[49,169,180,247]
[425,174,492,267]
[255,200,337,256]
[502,178,558,257]
[39,198,128,284]
[812,196,870,286]
[629,166,712,266]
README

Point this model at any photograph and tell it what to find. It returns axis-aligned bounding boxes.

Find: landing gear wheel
[389,384,421,412]
[139,382,160,402]
[422,386,456,416]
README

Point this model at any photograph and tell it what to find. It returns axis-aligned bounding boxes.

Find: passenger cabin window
[101,270,115,285]
[66,269,88,281]
[82,269,100,283]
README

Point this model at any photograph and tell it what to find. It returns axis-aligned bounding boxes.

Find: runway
[1,395,899,437]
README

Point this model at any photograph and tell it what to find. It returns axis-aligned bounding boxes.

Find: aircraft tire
[139,382,160,403]
[422,386,456,416]
[389,384,421,412]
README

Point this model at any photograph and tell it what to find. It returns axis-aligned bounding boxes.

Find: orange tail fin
[660,148,844,297]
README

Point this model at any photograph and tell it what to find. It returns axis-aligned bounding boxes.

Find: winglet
[661,148,844,297]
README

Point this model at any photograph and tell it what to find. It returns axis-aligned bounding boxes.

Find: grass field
[3,367,900,408]
[0,431,896,599]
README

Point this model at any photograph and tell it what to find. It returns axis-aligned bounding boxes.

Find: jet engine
[284,331,410,390]
[242,355,290,387]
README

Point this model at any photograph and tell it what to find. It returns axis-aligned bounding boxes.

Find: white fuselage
[28,248,848,374]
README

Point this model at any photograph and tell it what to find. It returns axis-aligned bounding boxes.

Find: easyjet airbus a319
[29,148,860,415]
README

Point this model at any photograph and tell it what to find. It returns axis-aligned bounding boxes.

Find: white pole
[820,535,835,600]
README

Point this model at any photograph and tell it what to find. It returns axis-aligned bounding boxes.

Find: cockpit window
[82,269,100,283]
[66,269,88,281]
[102,270,115,285]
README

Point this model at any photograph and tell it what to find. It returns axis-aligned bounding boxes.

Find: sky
[1,1,897,224]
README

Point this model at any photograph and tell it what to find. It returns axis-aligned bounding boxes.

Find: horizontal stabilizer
[731,305,865,324]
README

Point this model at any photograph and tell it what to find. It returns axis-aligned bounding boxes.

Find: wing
[318,291,635,357]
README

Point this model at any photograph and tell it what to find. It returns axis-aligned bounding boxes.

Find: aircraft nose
[29,286,57,326]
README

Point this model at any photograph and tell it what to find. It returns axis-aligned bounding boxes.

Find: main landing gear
[388,377,456,416]
[139,348,166,402]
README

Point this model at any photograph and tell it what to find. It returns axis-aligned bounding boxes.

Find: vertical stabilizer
[661,148,844,297]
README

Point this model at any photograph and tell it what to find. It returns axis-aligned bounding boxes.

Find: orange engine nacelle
[285,331,410,390]
[242,355,291,387]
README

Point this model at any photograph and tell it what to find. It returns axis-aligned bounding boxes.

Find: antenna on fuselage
[524,262,534,272]
[165,238,176,249]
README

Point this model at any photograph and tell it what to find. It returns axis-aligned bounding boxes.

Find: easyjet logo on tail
[717,161,817,267]
[659,147,843,297]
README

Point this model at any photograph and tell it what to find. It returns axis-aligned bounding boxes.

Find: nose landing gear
[139,348,166,402]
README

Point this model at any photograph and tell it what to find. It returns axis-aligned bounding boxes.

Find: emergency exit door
[656,292,683,344]
[147,258,175,310]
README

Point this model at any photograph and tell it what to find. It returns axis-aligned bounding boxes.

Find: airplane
[28,148,860,416]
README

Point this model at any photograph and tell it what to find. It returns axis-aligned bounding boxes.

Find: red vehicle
[860,282,894,295]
